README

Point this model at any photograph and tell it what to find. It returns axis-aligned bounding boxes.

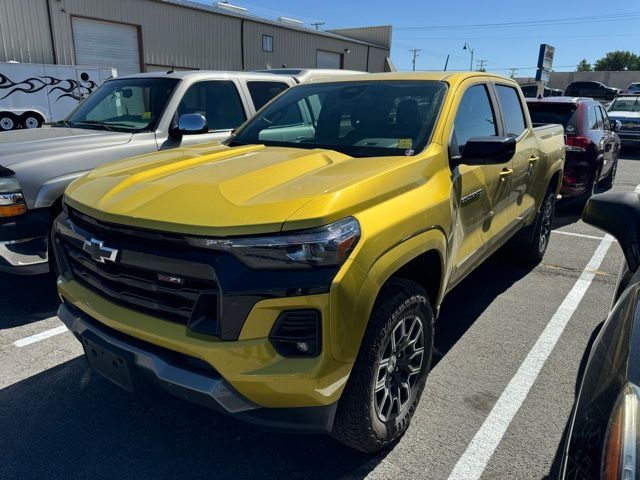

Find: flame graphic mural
[0,71,99,102]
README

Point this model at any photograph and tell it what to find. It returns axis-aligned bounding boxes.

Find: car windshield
[527,102,579,133]
[63,78,179,132]
[229,80,448,157]
[608,97,640,113]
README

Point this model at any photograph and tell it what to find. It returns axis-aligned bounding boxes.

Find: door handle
[499,168,514,181]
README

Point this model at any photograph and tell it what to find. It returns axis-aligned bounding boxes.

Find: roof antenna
[167,63,175,74]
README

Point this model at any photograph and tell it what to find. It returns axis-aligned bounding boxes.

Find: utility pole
[508,67,518,78]
[476,59,487,72]
[443,54,450,71]
[463,42,474,72]
[409,48,422,71]
[311,22,325,30]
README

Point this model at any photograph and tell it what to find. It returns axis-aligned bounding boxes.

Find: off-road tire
[517,188,555,264]
[331,278,434,453]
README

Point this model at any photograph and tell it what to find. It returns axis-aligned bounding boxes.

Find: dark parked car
[527,97,620,203]
[625,82,640,95]
[565,81,621,101]
[561,192,640,480]
[521,84,564,98]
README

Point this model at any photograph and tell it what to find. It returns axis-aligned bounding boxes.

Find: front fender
[34,171,88,209]
[330,227,447,363]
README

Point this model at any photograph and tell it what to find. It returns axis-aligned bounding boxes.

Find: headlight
[602,382,640,480]
[187,217,360,269]
[0,177,26,218]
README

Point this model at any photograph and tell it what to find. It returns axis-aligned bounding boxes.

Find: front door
[449,82,512,283]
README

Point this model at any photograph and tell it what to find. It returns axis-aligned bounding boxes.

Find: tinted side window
[453,84,497,150]
[247,81,290,111]
[599,107,610,130]
[495,85,526,137]
[178,81,246,131]
[595,107,604,130]
[588,106,599,130]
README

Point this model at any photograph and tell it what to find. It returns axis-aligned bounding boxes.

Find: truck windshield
[608,97,640,113]
[229,80,447,157]
[527,102,579,134]
[64,78,179,132]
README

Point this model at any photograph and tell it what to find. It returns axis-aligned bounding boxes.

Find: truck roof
[525,96,596,104]
[309,71,520,85]
[108,70,297,82]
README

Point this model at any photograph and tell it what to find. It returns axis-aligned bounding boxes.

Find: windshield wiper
[73,120,115,131]
[51,120,74,128]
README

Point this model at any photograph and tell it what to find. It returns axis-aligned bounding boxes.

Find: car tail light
[602,383,640,480]
[566,135,592,152]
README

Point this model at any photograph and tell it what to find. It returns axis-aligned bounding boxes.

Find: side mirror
[612,120,622,131]
[452,136,516,166]
[583,192,640,271]
[170,113,208,139]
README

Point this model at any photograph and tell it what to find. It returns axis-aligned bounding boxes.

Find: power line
[396,11,640,30]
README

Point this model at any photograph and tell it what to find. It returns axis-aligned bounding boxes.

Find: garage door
[72,18,141,76]
[316,50,342,69]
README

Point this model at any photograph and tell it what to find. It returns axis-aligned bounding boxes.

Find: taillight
[602,383,640,480]
[565,135,592,152]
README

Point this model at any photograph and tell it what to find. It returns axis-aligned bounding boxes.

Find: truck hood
[0,127,133,168]
[608,111,640,119]
[65,143,430,236]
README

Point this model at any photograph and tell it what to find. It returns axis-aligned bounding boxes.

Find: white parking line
[447,234,615,480]
[13,325,68,347]
[552,230,606,241]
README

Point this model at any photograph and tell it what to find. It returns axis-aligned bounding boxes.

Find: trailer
[0,62,116,131]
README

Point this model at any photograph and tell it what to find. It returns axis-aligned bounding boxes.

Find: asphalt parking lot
[1,152,638,480]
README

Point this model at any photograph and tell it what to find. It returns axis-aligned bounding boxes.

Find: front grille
[57,209,219,329]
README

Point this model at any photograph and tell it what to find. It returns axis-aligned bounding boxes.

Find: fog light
[269,309,321,358]
[296,341,309,353]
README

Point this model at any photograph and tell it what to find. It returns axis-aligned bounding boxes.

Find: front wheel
[332,278,434,453]
[0,112,17,131]
[517,188,555,264]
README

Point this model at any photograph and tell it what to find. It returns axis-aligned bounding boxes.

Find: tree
[594,51,640,71]
[576,59,592,72]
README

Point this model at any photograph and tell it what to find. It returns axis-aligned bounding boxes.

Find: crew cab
[0,71,300,274]
[53,72,564,452]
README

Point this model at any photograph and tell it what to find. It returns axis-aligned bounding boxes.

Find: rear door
[492,82,540,224]
[448,81,512,282]
[598,106,616,178]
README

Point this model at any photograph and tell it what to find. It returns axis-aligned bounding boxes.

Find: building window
[262,35,273,53]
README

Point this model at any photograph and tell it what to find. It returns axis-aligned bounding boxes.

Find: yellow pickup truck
[53,72,564,452]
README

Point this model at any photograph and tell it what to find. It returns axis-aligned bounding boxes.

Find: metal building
[0,0,393,74]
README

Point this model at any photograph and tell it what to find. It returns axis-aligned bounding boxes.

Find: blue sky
[203,0,640,75]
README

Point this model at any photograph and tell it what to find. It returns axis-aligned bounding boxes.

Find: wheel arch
[330,227,447,364]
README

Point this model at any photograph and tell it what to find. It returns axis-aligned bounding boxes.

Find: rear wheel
[332,278,434,453]
[0,112,17,131]
[601,158,618,191]
[20,112,43,129]
[516,188,555,264]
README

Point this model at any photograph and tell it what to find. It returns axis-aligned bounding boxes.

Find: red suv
[527,97,620,203]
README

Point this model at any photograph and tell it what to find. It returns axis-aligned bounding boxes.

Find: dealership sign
[535,44,555,83]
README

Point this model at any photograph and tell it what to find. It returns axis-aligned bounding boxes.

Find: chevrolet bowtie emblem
[82,238,119,263]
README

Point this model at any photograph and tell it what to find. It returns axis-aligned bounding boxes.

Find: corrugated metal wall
[243,20,370,71]
[0,0,55,64]
[2,0,390,72]
[327,26,392,49]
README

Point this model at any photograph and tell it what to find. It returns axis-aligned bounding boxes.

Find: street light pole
[463,42,474,72]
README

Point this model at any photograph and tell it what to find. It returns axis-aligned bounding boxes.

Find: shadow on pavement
[433,252,536,367]
[0,272,59,328]
[0,357,384,480]
[620,148,640,161]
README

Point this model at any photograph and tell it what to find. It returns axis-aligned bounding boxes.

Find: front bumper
[59,301,339,433]
[617,132,640,147]
[0,208,50,274]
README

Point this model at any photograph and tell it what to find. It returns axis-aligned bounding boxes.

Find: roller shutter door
[316,50,342,69]
[72,18,141,76]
